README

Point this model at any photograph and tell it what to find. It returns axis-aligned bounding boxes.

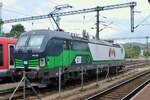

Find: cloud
[0,0,16,6]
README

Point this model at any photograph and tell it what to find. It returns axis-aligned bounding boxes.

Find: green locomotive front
[15,29,125,86]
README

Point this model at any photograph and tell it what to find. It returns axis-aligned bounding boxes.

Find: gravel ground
[0,82,20,92]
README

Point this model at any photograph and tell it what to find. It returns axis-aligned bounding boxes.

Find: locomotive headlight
[40,58,45,67]
[24,61,28,65]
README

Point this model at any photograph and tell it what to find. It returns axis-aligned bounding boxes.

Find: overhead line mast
[2,2,136,39]
[0,2,2,34]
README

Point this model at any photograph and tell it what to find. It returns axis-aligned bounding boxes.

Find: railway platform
[131,83,150,100]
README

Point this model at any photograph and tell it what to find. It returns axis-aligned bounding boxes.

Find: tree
[8,24,25,38]
[144,50,150,57]
[0,19,4,37]
[0,19,4,28]
[124,45,141,58]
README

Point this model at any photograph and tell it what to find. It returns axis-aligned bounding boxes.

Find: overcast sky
[0,0,150,39]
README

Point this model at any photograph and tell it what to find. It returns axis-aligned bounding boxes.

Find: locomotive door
[0,44,4,69]
[63,40,71,67]
[8,44,15,69]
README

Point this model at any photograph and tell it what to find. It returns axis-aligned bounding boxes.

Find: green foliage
[7,24,25,38]
[0,19,4,35]
[0,19,4,26]
[125,45,141,58]
[11,24,25,33]
[144,50,150,57]
[0,32,2,37]
[5,32,16,37]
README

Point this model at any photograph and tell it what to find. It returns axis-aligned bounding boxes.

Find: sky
[0,0,150,40]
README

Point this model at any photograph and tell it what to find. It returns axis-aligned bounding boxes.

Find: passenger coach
[0,38,16,79]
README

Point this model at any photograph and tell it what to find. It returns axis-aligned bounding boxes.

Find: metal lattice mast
[96,7,100,39]
[0,2,2,34]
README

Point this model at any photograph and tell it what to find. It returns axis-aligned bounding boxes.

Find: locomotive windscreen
[28,35,44,49]
[16,35,45,50]
[16,36,28,49]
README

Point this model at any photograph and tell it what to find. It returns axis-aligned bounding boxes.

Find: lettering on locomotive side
[109,48,116,58]
[32,54,39,57]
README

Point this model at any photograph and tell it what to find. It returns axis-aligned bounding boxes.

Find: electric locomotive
[0,37,16,80]
[14,29,125,86]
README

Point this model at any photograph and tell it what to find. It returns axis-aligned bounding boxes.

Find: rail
[86,69,150,100]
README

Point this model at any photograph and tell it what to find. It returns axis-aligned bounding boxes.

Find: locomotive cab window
[28,35,45,49]
[16,35,28,48]
[0,44,3,66]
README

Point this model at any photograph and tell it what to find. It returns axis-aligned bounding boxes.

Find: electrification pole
[130,5,134,32]
[0,2,2,34]
[146,36,149,63]
[96,6,100,39]
[148,0,150,4]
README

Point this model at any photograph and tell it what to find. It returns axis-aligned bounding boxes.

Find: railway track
[125,59,148,66]
[126,62,149,69]
[0,61,149,100]
[86,68,150,100]
[0,86,23,100]
[122,78,150,100]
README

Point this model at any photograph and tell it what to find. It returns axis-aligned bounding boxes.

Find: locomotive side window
[9,45,15,65]
[0,44,3,66]
[48,38,64,56]
[63,40,71,50]
[72,41,88,51]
